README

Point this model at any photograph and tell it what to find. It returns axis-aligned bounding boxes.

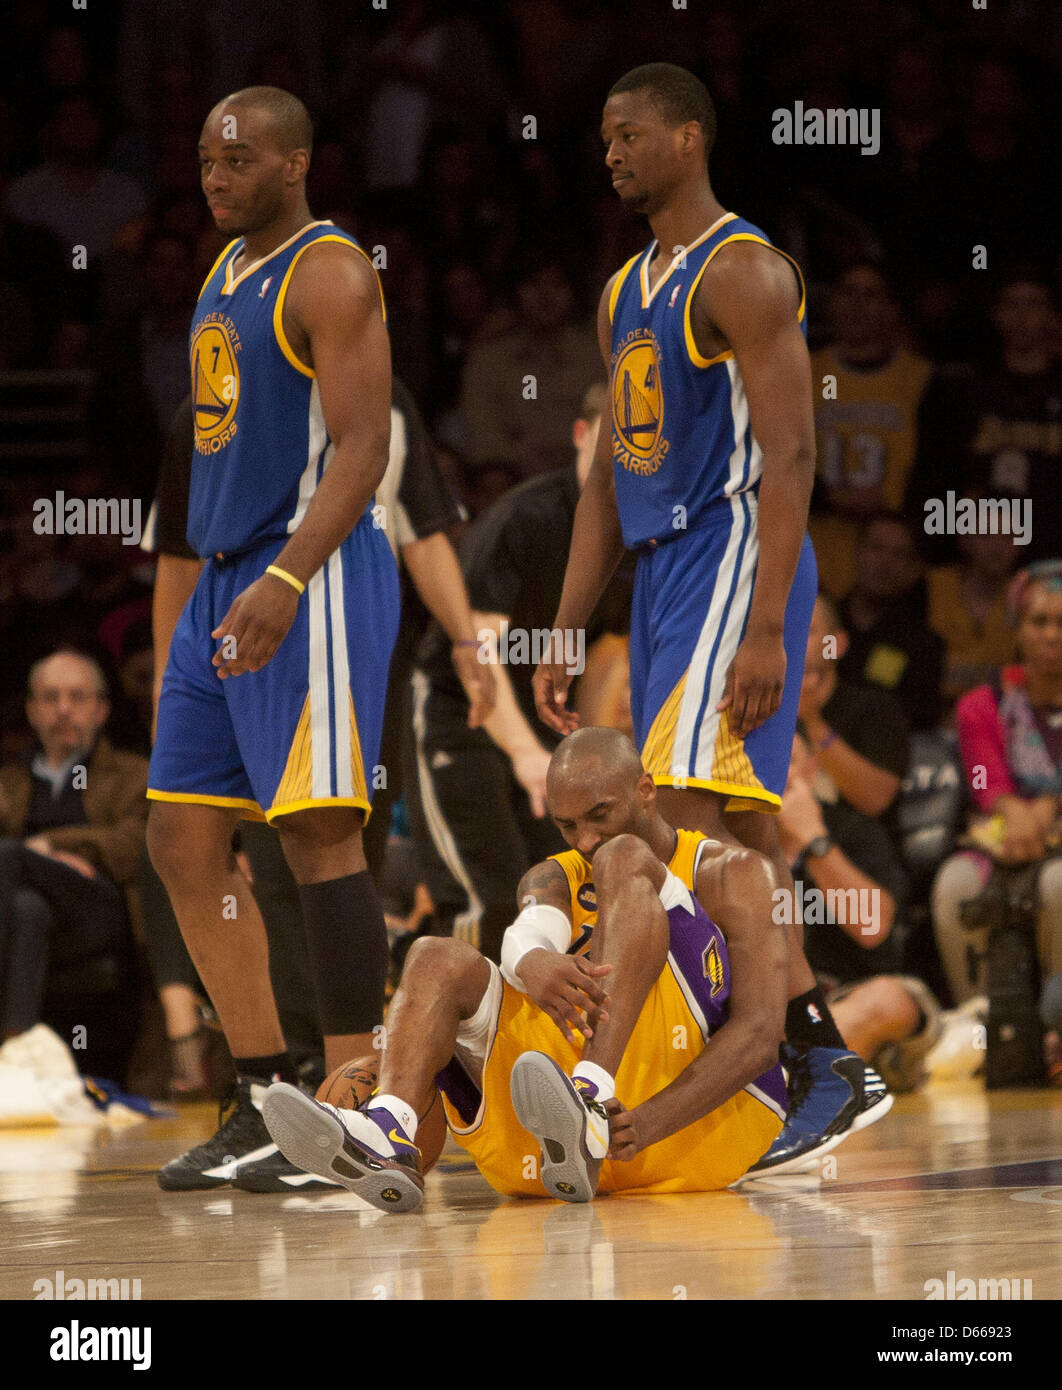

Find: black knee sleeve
[297,870,388,1035]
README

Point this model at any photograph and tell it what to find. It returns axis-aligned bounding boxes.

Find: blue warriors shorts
[438,886,787,1195]
[148,515,399,823]
[630,495,817,812]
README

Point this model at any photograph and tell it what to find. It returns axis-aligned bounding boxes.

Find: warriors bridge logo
[191,313,242,454]
[611,328,670,477]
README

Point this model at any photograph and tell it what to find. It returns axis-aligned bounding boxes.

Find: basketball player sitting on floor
[262,726,790,1210]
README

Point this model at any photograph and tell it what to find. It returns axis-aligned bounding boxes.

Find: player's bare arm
[607,843,787,1159]
[212,243,391,677]
[691,242,816,737]
[533,275,626,734]
[508,859,611,1045]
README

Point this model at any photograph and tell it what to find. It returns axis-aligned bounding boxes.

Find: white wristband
[500,902,572,990]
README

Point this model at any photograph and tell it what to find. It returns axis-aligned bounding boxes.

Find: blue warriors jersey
[187,221,386,558]
[608,212,806,548]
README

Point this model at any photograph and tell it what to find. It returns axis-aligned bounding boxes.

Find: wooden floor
[2,1080,1061,1302]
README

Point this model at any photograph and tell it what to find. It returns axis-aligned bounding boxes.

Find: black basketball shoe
[232,1150,340,1192]
[157,1077,279,1191]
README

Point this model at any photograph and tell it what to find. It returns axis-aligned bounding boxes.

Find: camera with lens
[959,862,1045,1088]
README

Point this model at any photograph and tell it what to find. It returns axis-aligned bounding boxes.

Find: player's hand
[604,1097,643,1161]
[717,625,786,738]
[211,573,300,679]
[517,949,611,1045]
[451,643,497,729]
[533,658,581,736]
[511,743,553,819]
[23,835,53,857]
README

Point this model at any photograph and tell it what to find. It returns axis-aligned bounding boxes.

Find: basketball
[315,1054,447,1173]
[316,1055,379,1110]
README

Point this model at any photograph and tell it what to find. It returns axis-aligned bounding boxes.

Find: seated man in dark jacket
[0,649,147,1041]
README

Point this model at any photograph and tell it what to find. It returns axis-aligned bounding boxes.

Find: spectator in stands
[928,489,1021,710]
[932,563,1062,1023]
[0,651,147,1043]
[458,253,600,481]
[936,59,1052,290]
[0,194,67,367]
[838,511,946,730]
[90,229,199,493]
[110,617,155,758]
[800,592,909,821]
[344,1,507,193]
[777,732,940,1092]
[908,271,1062,565]
[809,262,932,598]
[4,94,147,321]
[432,261,495,418]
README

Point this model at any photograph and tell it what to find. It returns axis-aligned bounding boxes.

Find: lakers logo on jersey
[577,884,596,912]
[190,315,242,455]
[610,329,670,477]
[701,938,725,997]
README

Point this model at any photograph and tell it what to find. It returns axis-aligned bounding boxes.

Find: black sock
[785,987,846,1051]
[297,870,388,1035]
[234,1051,297,1085]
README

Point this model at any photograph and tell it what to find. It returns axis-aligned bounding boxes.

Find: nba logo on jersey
[259,276,274,298]
[668,284,682,307]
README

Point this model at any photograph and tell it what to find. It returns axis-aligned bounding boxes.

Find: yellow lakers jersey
[440,827,784,1195]
[549,828,706,952]
[809,345,932,596]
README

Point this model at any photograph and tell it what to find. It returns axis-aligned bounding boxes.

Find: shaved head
[548,726,644,797]
[199,86,314,238]
[214,86,313,157]
[546,727,663,861]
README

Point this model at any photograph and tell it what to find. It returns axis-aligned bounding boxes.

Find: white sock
[366,1093,419,1141]
[572,1061,615,1103]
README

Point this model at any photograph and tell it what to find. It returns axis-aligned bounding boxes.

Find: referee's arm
[143,397,204,736]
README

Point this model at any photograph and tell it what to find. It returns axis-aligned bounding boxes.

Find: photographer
[931,562,1062,1050]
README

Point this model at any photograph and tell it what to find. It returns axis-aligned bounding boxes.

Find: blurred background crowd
[2,0,1062,1096]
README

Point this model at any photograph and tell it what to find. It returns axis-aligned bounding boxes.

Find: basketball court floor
[2,1079,1060,1303]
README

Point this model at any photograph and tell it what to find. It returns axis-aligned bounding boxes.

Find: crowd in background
[2,0,1062,1091]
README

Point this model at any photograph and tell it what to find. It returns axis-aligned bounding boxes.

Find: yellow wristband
[265,564,305,595]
